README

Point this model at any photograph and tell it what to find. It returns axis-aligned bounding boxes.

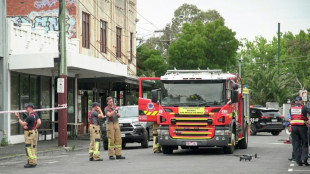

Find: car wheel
[162,146,173,154]
[122,142,126,149]
[271,131,280,136]
[250,124,257,136]
[103,138,108,150]
[141,138,149,148]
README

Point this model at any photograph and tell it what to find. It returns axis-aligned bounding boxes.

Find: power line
[130,5,160,30]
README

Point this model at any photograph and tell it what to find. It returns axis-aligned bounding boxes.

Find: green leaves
[168,19,239,70]
[136,45,168,77]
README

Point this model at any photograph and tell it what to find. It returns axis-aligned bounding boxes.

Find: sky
[136,0,310,41]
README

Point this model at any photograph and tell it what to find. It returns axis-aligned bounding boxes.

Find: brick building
[2,0,148,144]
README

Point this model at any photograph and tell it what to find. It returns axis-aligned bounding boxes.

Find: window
[82,12,90,48]
[130,32,133,61]
[100,20,107,53]
[116,27,122,58]
[10,73,52,135]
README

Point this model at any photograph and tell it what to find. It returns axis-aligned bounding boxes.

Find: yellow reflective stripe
[176,123,208,126]
[108,139,114,148]
[94,142,100,154]
[180,132,211,135]
[151,111,158,116]
[209,113,214,115]
[26,147,36,160]
[229,113,232,118]
[173,136,211,140]
[115,145,122,148]
[238,137,244,141]
[173,127,213,130]
[175,118,210,121]
[146,112,152,116]
[291,120,305,123]
[153,137,159,148]
[89,150,94,153]
[144,111,148,114]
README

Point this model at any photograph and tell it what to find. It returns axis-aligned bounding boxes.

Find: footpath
[0,136,90,160]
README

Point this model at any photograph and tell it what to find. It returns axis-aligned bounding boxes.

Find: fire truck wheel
[250,124,257,136]
[162,146,173,154]
[223,133,235,154]
[238,129,248,149]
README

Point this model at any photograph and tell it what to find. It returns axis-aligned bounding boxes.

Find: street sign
[299,90,308,101]
[57,78,65,93]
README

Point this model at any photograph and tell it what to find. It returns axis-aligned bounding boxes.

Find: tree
[168,19,239,70]
[136,45,168,77]
[246,66,294,105]
[143,4,223,59]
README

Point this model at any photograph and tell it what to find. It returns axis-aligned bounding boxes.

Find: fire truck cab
[139,70,250,154]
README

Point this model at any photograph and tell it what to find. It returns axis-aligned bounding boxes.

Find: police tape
[0,104,67,114]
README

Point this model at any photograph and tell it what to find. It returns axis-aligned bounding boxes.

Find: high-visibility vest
[290,106,307,126]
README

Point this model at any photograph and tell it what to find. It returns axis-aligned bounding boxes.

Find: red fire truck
[138,70,250,154]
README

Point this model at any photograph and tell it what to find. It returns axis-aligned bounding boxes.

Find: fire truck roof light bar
[165,70,223,75]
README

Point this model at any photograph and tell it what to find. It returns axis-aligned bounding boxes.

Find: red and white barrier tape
[0,105,67,114]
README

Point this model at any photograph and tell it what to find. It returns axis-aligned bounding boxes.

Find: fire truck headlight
[215,130,225,136]
[215,130,230,136]
[158,129,169,135]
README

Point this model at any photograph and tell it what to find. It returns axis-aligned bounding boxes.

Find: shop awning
[9,52,127,78]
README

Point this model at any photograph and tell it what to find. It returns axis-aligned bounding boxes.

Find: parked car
[249,107,285,136]
[101,105,153,150]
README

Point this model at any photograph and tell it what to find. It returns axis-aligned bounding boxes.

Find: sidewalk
[0,136,90,160]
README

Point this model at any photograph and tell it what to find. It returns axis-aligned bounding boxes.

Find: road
[0,132,309,174]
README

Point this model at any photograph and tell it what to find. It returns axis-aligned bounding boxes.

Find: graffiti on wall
[34,0,76,9]
[13,9,76,38]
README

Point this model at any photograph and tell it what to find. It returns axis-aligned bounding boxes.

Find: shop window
[67,78,75,123]
[10,73,52,135]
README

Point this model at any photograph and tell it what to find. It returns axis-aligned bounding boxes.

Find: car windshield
[161,80,226,107]
[261,110,280,117]
[119,107,138,118]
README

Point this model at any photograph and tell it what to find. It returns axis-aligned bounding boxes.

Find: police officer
[153,122,162,153]
[88,102,104,161]
[290,96,310,166]
[104,97,125,160]
[15,103,38,168]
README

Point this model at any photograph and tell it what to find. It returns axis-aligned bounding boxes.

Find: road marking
[290,164,294,167]
[47,161,58,164]
[288,168,293,172]
[293,170,310,172]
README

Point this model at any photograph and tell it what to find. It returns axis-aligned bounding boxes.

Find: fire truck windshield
[161,80,226,107]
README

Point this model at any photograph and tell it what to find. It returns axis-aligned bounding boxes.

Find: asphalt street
[0,132,309,174]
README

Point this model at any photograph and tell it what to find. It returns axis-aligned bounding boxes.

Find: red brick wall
[7,0,77,38]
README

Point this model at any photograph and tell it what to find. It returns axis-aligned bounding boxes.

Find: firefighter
[153,122,162,153]
[104,97,125,160]
[290,96,310,166]
[33,111,41,165]
[14,103,38,168]
[88,102,104,161]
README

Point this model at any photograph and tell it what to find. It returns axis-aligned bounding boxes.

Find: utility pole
[277,23,280,75]
[58,0,67,147]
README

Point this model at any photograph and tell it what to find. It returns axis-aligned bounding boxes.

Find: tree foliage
[143,4,223,59]
[168,19,239,70]
[136,45,168,77]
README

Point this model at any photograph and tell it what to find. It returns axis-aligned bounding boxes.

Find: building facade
[2,0,146,144]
